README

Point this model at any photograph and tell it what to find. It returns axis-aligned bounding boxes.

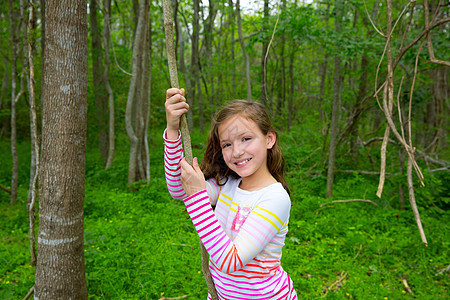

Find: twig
[363,0,386,37]
[401,278,414,295]
[23,285,34,300]
[108,17,132,76]
[159,296,189,300]
[321,271,348,297]
[0,184,12,194]
[424,1,450,67]
[393,17,450,70]
[264,12,280,104]
[338,170,398,176]
[171,243,194,249]
[429,166,450,173]
[320,199,379,207]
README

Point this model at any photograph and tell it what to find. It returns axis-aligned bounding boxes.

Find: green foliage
[1,124,449,299]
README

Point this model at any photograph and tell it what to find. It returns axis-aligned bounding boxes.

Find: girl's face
[218,115,276,185]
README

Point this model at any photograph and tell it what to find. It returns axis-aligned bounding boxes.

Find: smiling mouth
[235,158,252,165]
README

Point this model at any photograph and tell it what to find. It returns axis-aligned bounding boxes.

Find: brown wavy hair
[200,100,290,195]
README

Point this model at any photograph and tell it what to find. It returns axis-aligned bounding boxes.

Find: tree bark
[9,0,20,205]
[229,0,236,98]
[125,0,151,186]
[260,0,269,106]
[25,0,38,266]
[103,0,115,170]
[236,0,251,101]
[174,0,194,131]
[35,0,88,298]
[326,0,343,198]
[90,0,109,164]
[192,0,203,132]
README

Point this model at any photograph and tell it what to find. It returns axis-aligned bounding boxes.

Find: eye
[242,137,251,142]
[222,143,231,149]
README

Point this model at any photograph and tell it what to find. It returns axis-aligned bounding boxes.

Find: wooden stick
[23,285,34,300]
[162,1,217,298]
[320,199,379,207]
[0,184,11,194]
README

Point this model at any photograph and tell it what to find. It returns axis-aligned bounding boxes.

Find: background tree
[35,0,88,298]
[125,0,151,186]
[90,0,109,166]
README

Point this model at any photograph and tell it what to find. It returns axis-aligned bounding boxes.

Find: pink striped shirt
[164,130,297,299]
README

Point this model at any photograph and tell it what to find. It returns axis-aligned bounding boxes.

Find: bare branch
[401,278,414,296]
[424,1,450,67]
[0,184,12,194]
[363,0,386,37]
[264,12,280,105]
[407,156,428,246]
[320,199,379,207]
[394,17,450,70]
[23,285,34,300]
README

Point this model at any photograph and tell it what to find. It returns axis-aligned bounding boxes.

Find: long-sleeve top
[164,131,297,300]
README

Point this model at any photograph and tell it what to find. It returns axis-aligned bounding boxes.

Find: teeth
[236,159,250,165]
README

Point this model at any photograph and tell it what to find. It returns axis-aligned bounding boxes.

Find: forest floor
[0,128,449,299]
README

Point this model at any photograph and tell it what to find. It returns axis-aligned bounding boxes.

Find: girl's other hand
[165,88,188,139]
[180,157,206,196]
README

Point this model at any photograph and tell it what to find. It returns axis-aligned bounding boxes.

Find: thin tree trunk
[326,0,343,198]
[407,156,427,245]
[9,0,20,205]
[90,0,109,164]
[35,0,88,298]
[162,1,216,298]
[318,1,330,125]
[125,0,150,186]
[260,0,269,106]
[229,0,236,98]
[192,0,203,132]
[174,0,194,131]
[25,0,38,266]
[103,0,115,170]
[0,56,10,137]
[236,0,251,100]
[288,47,295,130]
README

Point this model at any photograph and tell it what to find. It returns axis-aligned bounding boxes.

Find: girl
[164,88,297,300]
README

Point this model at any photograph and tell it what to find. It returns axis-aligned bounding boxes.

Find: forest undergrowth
[0,126,449,299]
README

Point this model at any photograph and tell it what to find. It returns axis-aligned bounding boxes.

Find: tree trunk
[229,0,236,98]
[125,0,151,186]
[318,1,330,125]
[25,0,39,265]
[236,0,251,100]
[288,47,295,131]
[174,0,194,131]
[103,0,115,169]
[0,56,9,137]
[326,0,343,198]
[192,0,203,132]
[35,0,88,298]
[90,0,109,165]
[9,0,20,205]
[260,0,269,106]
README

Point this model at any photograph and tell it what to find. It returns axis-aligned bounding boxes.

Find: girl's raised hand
[180,157,206,196]
[165,88,188,140]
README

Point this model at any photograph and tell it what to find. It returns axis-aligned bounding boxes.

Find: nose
[232,144,244,158]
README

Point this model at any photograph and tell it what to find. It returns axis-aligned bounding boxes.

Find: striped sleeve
[183,189,291,274]
[163,129,220,203]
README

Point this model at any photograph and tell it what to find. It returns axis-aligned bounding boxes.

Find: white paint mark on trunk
[38,236,78,246]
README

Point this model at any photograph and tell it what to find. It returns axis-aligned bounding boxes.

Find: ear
[266,131,276,150]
